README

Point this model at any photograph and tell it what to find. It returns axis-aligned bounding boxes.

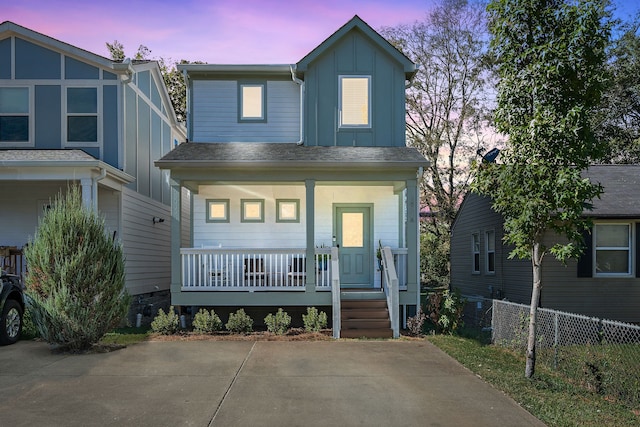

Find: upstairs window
[339,75,370,127]
[67,87,97,142]
[472,233,480,273]
[239,82,266,122]
[485,230,495,274]
[594,223,632,276]
[0,87,29,142]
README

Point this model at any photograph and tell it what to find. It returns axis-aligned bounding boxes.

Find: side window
[238,82,266,122]
[485,230,495,274]
[0,87,29,142]
[472,233,480,273]
[594,223,632,276]
[339,75,370,128]
[67,87,97,142]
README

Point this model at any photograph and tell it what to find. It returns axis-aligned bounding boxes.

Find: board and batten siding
[191,80,300,143]
[121,187,171,295]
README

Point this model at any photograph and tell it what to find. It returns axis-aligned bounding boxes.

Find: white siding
[121,187,171,295]
[191,80,300,142]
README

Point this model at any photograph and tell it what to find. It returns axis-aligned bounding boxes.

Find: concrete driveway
[0,339,544,427]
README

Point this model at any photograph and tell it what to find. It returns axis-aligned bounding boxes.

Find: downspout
[290,65,304,145]
[183,69,191,142]
[92,167,107,212]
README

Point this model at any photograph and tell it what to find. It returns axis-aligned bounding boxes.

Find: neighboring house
[451,165,640,324]
[156,16,429,337]
[0,22,187,320]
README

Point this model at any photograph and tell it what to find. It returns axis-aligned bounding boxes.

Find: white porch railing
[180,248,335,290]
[381,246,400,338]
[330,247,341,339]
[391,248,408,289]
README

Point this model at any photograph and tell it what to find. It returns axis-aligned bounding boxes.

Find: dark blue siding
[162,121,171,203]
[0,38,11,79]
[151,79,161,109]
[124,86,137,181]
[137,101,150,196]
[151,111,162,201]
[103,70,117,80]
[34,85,61,149]
[15,38,60,79]
[103,85,119,167]
[65,56,99,79]
[80,146,100,159]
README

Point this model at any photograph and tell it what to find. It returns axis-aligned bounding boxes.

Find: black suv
[0,274,24,345]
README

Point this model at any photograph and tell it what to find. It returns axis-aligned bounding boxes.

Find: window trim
[593,222,634,277]
[485,230,496,274]
[472,232,480,274]
[338,75,371,128]
[64,86,100,147]
[0,86,33,146]
[206,199,230,223]
[238,81,267,123]
[241,199,265,223]
[276,199,300,223]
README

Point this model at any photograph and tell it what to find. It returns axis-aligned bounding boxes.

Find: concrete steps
[340,290,392,339]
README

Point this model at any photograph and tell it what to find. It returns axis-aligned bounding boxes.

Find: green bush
[24,186,131,352]
[20,303,40,340]
[303,306,328,332]
[226,308,253,334]
[264,308,291,335]
[406,309,427,336]
[426,289,465,334]
[151,306,180,335]
[192,308,223,334]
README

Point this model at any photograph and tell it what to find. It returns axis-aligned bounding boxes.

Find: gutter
[112,58,134,84]
[290,65,305,145]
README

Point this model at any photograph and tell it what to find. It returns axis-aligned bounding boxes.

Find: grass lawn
[99,326,151,346]
[427,333,640,427]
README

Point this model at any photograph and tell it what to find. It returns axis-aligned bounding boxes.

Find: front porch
[180,247,408,291]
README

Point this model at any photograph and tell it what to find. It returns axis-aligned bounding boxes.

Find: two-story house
[156,16,428,337]
[0,22,187,322]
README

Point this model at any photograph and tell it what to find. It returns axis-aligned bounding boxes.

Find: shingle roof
[586,165,640,218]
[0,149,97,162]
[156,142,428,169]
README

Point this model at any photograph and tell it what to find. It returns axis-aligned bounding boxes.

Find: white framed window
[238,82,266,122]
[0,87,30,143]
[339,75,370,127]
[472,233,480,273]
[66,87,98,143]
[594,223,632,276]
[485,230,495,274]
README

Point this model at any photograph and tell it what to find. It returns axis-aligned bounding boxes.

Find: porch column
[305,179,316,291]
[80,178,93,210]
[406,178,420,307]
[170,178,182,298]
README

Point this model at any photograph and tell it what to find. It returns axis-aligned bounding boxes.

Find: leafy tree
[380,0,495,287]
[473,0,611,378]
[24,186,130,352]
[594,13,640,163]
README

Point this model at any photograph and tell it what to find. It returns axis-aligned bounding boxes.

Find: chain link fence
[491,299,640,408]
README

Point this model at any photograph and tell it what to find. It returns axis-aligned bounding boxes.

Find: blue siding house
[157,16,428,337]
[0,22,187,321]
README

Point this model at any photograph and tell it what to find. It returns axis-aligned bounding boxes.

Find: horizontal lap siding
[121,188,171,294]
[192,80,300,142]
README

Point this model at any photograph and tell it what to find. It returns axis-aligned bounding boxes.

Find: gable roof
[155,142,428,169]
[296,15,416,79]
[586,165,640,218]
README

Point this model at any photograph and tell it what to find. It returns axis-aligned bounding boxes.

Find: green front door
[335,205,372,286]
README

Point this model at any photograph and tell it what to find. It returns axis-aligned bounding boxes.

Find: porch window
[276,199,299,223]
[339,75,370,127]
[241,199,264,223]
[0,87,29,142]
[238,82,266,122]
[342,212,364,247]
[67,87,97,142]
[206,199,229,223]
[485,230,495,274]
[472,233,480,273]
[594,223,632,276]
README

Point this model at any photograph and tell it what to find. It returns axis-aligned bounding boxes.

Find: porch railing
[181,248,334,290]
[381,246,400,338]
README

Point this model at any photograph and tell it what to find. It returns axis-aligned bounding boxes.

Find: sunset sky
[3,0,639,64]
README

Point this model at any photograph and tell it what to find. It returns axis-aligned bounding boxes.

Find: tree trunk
[525,242,543,378]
